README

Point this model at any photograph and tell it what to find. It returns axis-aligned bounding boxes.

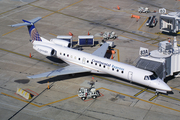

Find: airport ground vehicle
[103,31,117,40]
[138,7,150,13]
[78,87,100,100]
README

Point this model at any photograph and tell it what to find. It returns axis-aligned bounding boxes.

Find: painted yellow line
[49,33,57,36]
[1,92,41,107]
[149,95,158,101]
[137,17,169,40]
[94,37,103,40]
[171,87,180,91]
[99,6,147,17]
[2,26,24,36]
[40,95,78,107]
[0,0,39,15]
[2,0,83,36]
[0,48,59,66]
[120,35,158,47]
[2,87,180,112]
[57,0,83,12]
[114,48,120,62]
[134,88,147,97]
[101,87,180,113]
[99,6,117,12]
[138,17,149,31]
[93,75,144,90]
[30,0,83,19]
[1,92,77,107]
[160,94,180,101]
[42,12,55,19]
[93,75,180,102]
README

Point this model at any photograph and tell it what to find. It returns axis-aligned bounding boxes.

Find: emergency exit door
[128,71,133,81]
[82,57,86,64]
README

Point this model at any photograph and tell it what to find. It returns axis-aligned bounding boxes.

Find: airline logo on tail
[10,17,42,43]
[29,26,42,43]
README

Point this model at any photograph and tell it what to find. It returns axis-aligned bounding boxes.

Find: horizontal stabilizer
[28,65,91,79]
[10,17,42,27]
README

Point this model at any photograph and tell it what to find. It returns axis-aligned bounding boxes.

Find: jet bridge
[160,12,180,33]
[136,58,165,79]
[137,37,180,79]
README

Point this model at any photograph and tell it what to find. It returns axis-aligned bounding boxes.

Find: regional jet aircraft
[10,17,171,94]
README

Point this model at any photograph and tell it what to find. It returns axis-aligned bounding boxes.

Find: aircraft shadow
[37,72,91,84]
[164,76,174,83]
[37,72,156,93]
[46,56,65,64]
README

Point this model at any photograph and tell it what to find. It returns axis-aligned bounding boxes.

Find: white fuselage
[33,39,171,92]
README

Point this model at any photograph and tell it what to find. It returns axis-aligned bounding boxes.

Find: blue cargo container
[78,35,94,46]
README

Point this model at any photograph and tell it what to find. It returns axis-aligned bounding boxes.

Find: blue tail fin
[11,17,42,43]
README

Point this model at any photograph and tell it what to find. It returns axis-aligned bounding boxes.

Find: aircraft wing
[28,65,91,79]
[92,43,109,57]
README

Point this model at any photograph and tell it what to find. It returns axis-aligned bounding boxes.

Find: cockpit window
[149,74,157,80]
[144,76,149,80]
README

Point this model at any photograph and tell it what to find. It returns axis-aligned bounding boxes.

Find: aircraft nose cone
[159,79,172,91]
[149,78,172,91]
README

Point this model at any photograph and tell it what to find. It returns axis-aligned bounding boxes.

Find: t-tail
[10,17,42,43]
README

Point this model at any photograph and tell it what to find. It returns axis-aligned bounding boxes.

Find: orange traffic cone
[111,50,115,54]
[168,38,171,43]
[111,54,113,59]
[29,53,31,58]
[47,82,50,89]
[117,5,120,10]
[88,31,90,35]
[69,32,73,36]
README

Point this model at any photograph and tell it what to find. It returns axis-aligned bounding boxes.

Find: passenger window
[67,54,69,57]
[103,65,105,68]
[117,69,119,72]
[87,60,89,63]
[112,68,114,71]
[63,53,65,56]
[121,71,123,73]
[78,58,80,60]
[99,64,101,67]
[91,62,93,64]
[95,63,97,65]
[60,52,62,55]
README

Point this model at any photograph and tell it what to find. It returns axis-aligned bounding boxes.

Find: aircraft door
[128,71,133,82]
[82,57,86,64]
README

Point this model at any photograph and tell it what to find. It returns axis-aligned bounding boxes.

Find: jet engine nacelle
[50,38,71,47]
[33,45,56,56]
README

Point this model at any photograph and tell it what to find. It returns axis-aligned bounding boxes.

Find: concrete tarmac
[1,0,180,120]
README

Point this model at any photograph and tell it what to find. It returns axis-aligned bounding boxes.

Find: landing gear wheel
[96,90,100,96]
[92,95,97,99]
[155,92,159,96]
[81,97,86,101]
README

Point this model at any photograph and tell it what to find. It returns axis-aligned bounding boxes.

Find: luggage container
[78,35,94,46]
